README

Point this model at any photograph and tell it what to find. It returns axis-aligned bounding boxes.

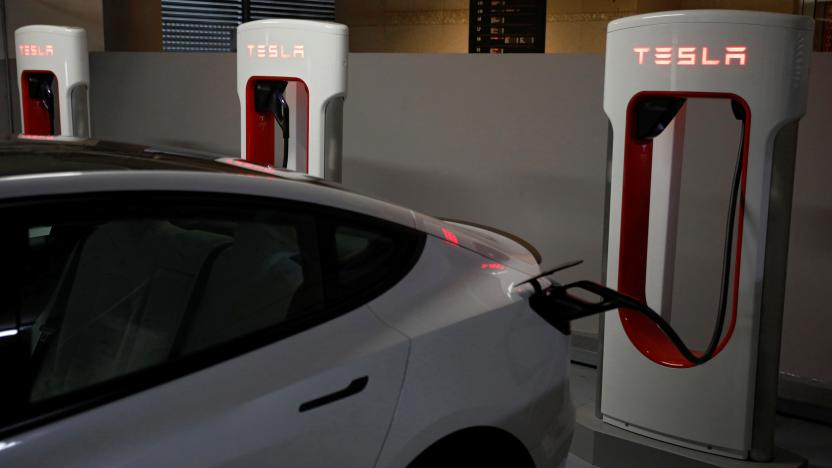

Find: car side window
[7,197,323,410]
[322,219,423,311]
[0,194,424,435]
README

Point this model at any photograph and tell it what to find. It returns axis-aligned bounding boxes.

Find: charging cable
[522,104,746,367]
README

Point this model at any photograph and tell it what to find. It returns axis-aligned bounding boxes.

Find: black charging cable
[275,89,290,168]
[254,80,291,168]
[696,103,745,364]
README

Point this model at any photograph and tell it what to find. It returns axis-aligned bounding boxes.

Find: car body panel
[415,214,540,276]
[0,141,574,467]
[1,306,409,468]
[0,168,543,282]
[0,170,417,230]
[368,237,573,467]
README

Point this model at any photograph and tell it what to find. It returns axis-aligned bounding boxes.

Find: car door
[0,192,424,468]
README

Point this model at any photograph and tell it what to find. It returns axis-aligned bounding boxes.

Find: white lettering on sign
[246,44,305,59]
[632,46,747,66]
[18,44,54,57]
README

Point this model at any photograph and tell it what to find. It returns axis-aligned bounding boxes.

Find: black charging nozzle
[517,260,644,337]
[634,96,686,140]
[27,73,57,135]
[254,80,290,168]
[520,263,716,366]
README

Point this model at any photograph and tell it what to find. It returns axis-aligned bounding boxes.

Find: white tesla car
[0,139,574,467]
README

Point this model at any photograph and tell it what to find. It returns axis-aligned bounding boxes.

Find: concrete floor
[565,364,832,468]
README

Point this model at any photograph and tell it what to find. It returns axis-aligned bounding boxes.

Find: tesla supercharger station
[237,19,347,181]
[15,25,90,137]
[600,10,812,461]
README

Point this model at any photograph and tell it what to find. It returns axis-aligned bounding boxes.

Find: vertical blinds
[249,1,335,21]
[162,0,335,52]
[162,0,243,52]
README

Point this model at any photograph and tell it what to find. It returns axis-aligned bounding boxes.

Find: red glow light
[677,46,696,65]
[480,263,506,270]
[725,46,747,65]
[633,47,650,65]
[632,46,747,67]
[246,44,305,59]
[18,44,54,57]
[18,134,56,140]
[702,47,720,65]
[654,47,672,65]
[441,228,459,246]
[222,158,280,174]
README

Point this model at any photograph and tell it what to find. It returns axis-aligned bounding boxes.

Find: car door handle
[299,376,369,413]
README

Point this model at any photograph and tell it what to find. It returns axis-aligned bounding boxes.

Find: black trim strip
[298,376,369,413]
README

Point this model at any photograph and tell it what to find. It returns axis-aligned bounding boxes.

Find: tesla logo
[633,46,747,66]
[246,44,305,59]
[18,44,54,57]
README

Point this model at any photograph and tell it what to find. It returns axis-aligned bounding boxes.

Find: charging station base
[572,403,807,468]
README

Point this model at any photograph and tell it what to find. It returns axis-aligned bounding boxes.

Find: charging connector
[254,80,290,168]
[26,73,56,135]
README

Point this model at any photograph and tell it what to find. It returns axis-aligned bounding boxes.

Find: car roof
[0,139,541,274]
[0,139,264,177]
[0,138,418,229]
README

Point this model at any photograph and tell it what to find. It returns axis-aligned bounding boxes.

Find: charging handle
[529,280,645,336]
[27,73,57,135]
[730,98,746,121]
[634,97,686,140]
[254,80,290,167]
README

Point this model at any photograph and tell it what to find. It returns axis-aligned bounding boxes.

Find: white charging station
[15,25,90,137]
[236,19,347,181]
[600,10,813,461]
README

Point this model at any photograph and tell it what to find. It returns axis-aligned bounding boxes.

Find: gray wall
[89,52,610,334]
[2,52,830,388]
[3,0,105,56]
[342,54,609,333]
[779,58,832,383]
[88,52,239,151]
